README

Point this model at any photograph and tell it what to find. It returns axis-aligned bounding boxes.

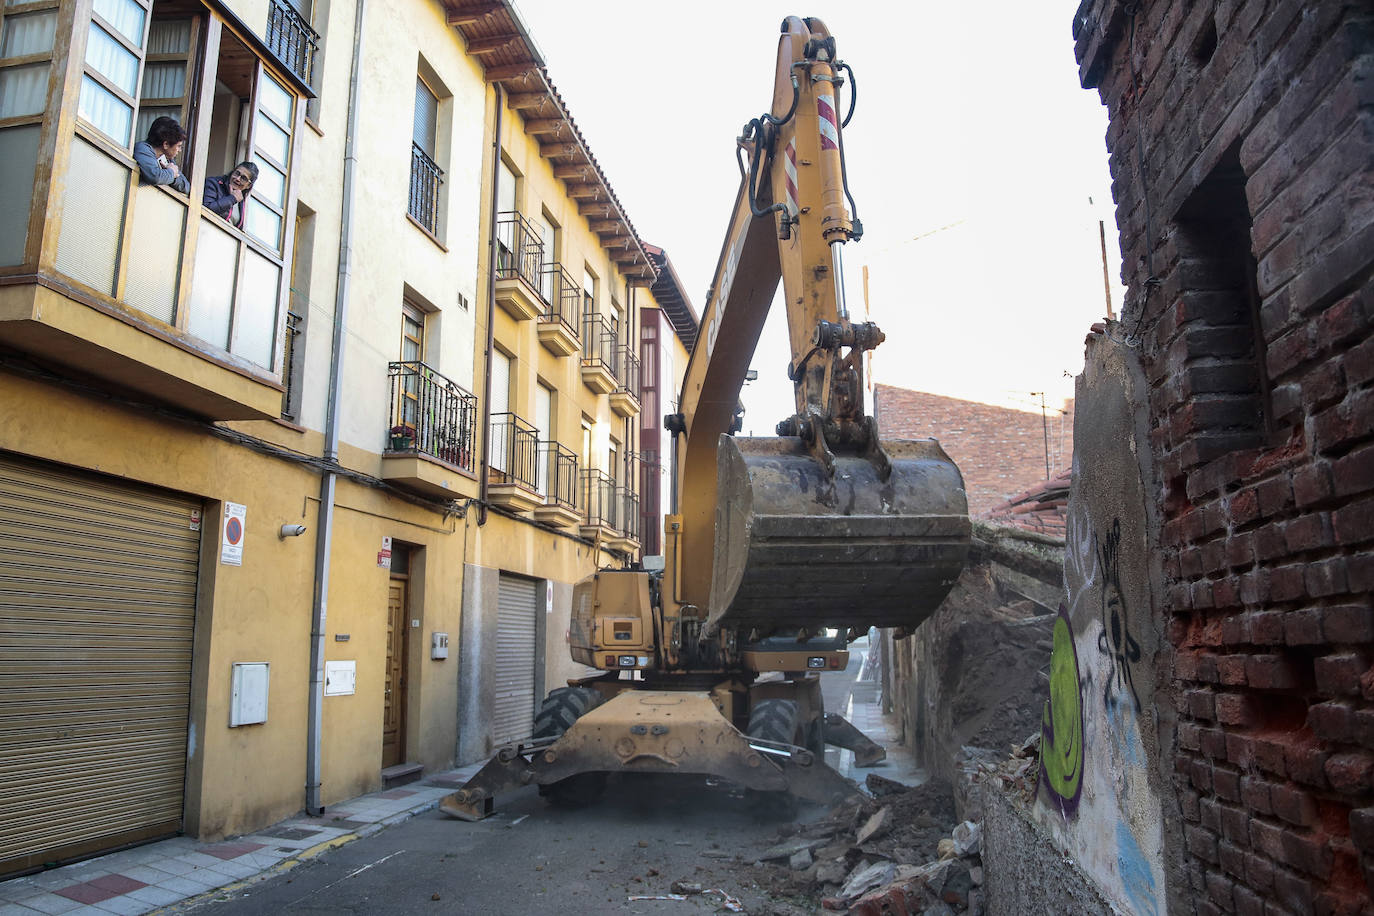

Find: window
[0,1,60,266]
[409,75,442,234]
[608,440,618,485]
[581,418,593,470]
[396,302,427,430]
[78,0,147,146]
[281,205,315,420]
[46,2,305,376]
[535,382,553,495]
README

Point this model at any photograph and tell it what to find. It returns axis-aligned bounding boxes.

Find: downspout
[306,0,367,815]
[477,84,504,526]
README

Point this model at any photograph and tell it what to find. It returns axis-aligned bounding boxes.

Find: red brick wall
[1077,0,1374,912]
[874,385,1073,518]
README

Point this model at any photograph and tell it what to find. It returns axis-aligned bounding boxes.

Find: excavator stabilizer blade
[710,436,969,632]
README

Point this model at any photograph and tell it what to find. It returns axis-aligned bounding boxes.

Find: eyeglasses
[230,170,253,185]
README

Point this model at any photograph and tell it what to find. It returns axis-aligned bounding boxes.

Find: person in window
[203,162,258,229]
[132,116,190,193]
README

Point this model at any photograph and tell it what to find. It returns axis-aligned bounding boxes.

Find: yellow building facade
[0,0,696,877]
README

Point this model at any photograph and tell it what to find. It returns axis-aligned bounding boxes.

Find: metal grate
[538,441,578,508]
[386,361,476,471]
[579,469,617,530]
[264,0,319,85]
[488,412,539,490]
[408,143,443,235]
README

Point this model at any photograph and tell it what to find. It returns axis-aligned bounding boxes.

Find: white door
[535,214,555,303]
[534,384,552,496]
[490,350,510,473]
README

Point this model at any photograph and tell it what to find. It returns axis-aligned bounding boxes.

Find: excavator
[441,15,969,820]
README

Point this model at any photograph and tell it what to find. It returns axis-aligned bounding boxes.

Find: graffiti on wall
[1096,518,1142,713]
[1038,603,1084,816]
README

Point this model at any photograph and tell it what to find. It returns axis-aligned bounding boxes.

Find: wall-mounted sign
[221,502,246,566]
[378,535,392,569]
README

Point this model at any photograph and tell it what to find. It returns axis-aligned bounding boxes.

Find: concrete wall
[984,790,1115,916]
[1028,329,1182,916]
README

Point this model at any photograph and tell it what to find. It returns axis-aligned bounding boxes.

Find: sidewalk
[0,669,920,915]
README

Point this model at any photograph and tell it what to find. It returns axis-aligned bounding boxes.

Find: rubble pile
[745,775,988,916]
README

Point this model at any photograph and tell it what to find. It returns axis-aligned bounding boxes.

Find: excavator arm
[665,17,969,642]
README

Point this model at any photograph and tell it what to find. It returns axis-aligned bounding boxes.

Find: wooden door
[383,578,408,768]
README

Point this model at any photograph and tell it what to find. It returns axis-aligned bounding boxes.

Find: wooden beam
[466,33,520,54]
[522,117,568,136]
[568,184,603,200]
[507,91,553,111]
[554,164,593,181]
[485,62,539,82]
[588,220,624,236]
[578,201,616,219]
[446,2,502,26]
[540,141,583,161]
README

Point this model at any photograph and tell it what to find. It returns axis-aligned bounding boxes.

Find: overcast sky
[509,1,1123,430]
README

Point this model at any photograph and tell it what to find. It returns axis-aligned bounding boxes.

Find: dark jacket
[203,175,246,228]
[132,141,190,193]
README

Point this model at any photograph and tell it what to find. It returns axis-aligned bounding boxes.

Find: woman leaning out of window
[203,162,258,229]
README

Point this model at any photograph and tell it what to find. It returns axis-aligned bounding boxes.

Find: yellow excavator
[441,16,969,820]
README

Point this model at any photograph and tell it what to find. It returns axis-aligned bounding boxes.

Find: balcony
[265,0,320,85]
[609,344,641,418]
[381,361,478,499]
[580,311,617,395]
[531,441,580,528]
[487,412,542,512]
[537,265,581,357]
[607,486,640,553]
[409,144,443,236]
[578,469,618,542]
[494,211,544,321]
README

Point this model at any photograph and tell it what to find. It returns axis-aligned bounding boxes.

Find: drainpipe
[477,84,504,526]
[306,0,367,816]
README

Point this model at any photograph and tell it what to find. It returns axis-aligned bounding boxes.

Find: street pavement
[0,639,924,915]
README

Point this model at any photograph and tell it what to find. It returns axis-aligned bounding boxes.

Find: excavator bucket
[710,436,970,633]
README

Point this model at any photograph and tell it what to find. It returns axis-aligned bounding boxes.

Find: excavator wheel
[745,699,801,819]
[534,687,607,808]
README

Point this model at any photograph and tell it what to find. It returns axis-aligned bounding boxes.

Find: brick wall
[874,385,1073,518]
[1076,1,1374,913]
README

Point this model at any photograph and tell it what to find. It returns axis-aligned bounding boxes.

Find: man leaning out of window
[133,116,190,194]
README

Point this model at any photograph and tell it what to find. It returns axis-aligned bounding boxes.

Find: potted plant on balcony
[388,425,414,451]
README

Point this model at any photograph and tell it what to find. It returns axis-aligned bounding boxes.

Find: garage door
[491,574,538,746]
[0,453,202,877]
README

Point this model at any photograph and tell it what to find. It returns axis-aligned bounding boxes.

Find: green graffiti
[1039,605,1084,816]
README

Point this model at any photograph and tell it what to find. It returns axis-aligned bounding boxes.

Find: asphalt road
[180,648,869,916]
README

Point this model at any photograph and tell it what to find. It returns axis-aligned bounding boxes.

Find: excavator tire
[746,699,801,819]
[532,686,602,739]
[534,687,607,808]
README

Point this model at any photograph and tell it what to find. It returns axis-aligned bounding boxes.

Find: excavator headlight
[807,656,826,669]
[617,655,637,667]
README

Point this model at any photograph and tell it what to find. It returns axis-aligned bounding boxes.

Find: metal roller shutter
[491,574,537,746]
[0,453,201,877]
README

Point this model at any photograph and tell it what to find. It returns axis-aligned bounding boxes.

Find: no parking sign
[221,501,246,566]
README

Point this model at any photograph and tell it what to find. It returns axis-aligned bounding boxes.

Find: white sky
[509,1,1124,431]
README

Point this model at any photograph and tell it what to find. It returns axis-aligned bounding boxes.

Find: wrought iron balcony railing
[386,361,476,472]
[280,308,303,419]
[537,441,578,508]
[540,264,581,340]
[495,211,545,291]
[614,343,640,396]
[580,469,618,530]
[488,412,539,490]
[580,311,618,373]
[616,486,640,542]
[265,0,319,85]
[409,143,443,234]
